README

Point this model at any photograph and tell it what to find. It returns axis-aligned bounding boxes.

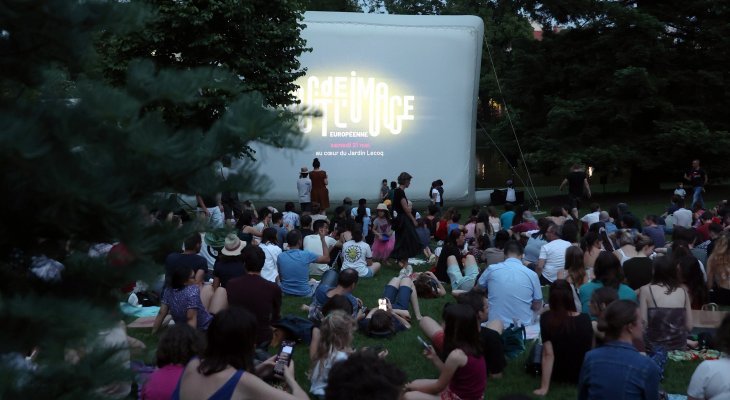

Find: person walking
[684,159,708,210]
[390,172,422,277]
[559,163,591,220]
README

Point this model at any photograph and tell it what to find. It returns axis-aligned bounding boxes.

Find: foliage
[495,0,730,189]
[306,0,361,12]
[97,0,310,132]
[0,0,302,398]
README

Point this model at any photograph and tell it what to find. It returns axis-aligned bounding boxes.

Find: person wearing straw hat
[297,166,312,212]
[212,233,246,289]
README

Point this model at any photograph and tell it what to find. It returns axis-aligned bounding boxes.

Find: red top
[449,352,486,400]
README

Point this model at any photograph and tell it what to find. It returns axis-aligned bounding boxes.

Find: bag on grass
[524,338,543,376]
[501,323,526,360]
[272,315,314,345]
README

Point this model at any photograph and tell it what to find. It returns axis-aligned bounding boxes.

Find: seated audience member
[500,203,516,231]
[546,206,568,228]
[278,228,330,297]
[475,210,494,240]
[282,201,300,231]
[303,220,337,276]
[416,218,435,261]
[226,245,282,347]
[237,211,263,244]
[310,202,328,223]
[259,227,282,282]
[341,224,381,278]
[617,203,642,234]
[477,240,543,326]
[165,233,207,286]
[309,311,355,399]
[523,218,549,267]
[424,204,440,236]
[212,233,246,289]
[172,308,309,400]
[435,230,479,291]
[299,214,314,238]
[359,276,423,337]
[599,210,618,235]
[484,230,510,267]
[679,255,708,309]
[447,213,463,236]
[152,264,227,333]
[578,300,660,400]
[309,294,357,360]
[510,210,539,235]
[561,219,580,245]
[325,351,407,400]
[580,231,602,270]
[579,252,637,315]
[588,287,619,345]
[271,212,289,248]
[613,230,639,266]
[558,245,589,311]
[434,207,455,242]
[308,268,361,323]
[622,235,655,290]
[639,256,692,351]
[671,197,693,230]
[405,304,486,400]
[642,215,666,248]
[487,206,502,235]
[468,234,490,264]
[254,207,272,232]
[420,289,506,378]
[533,280,594,396]
[412,271,447,299]
[350,198,371,218]
[537,222,572,285]
[687,314,730,400]
[141,324,203,400]
[580,203,602,231]
[707,234,730,305]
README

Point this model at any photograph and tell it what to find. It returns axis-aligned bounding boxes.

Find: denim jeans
[692,186,705,209]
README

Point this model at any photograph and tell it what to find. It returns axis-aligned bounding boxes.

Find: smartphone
[273,340,295,378]
[378,298,388,311]
[417,335,430,350]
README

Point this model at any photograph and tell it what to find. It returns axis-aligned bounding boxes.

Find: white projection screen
[249,11,484,205]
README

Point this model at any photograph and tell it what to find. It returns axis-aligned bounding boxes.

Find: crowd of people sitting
[134,167,730,400]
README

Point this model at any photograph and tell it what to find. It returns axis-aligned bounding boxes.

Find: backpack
[501,323,527,359]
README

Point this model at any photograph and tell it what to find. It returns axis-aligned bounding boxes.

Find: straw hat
[221,233,245,256]
[376,203,388,211]
[300,166,309,175]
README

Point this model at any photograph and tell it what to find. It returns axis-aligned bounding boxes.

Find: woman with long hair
[622,234,655,290]
[578,300,661,399]
[613,229,639,266]
[639,256,692,351]
[309,311,355,398]
[707,234,730,305]
[172,308,309,399]
[474,209,494,241]
[558,246,589,311]
[435,207,456,242]
[405,304,486,400]
[578,252,637,314]
[679,255,708,309]
[533,280,593,396]
[581,231,602,269]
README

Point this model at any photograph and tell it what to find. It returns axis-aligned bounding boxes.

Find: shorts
[362,267,374,278]
[447,264,479,291]
[382,284,412,310]
[568,194,582,210]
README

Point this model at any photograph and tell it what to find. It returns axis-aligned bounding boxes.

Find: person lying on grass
[359,276,423,337]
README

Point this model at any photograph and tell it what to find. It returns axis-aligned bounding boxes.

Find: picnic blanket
[667,349,720,362]
[119,303,159,318]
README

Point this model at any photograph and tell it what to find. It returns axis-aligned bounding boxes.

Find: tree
[306,0,361,12]
[495,0,730,191]
[0,1,302,398]
[97,0,309,139]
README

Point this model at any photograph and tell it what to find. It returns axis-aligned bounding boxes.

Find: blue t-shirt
[500,211,515,230]
[277,249,318,296]
[312,284,359,316]
[579,281,637,315]
[447,223,460,236]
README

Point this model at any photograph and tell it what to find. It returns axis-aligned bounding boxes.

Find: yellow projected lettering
[296,71,415,137]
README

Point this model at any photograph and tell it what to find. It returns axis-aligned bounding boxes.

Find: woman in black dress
[390,172,422,276]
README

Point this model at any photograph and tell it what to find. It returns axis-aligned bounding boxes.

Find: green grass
[128,188,730,399]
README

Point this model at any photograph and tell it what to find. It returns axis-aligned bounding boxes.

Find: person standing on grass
[390,172,422,277]
[298,167,312,212]
[684,159,708,210]
[559,163,591,220]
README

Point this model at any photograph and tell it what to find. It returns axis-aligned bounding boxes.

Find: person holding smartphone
[359,276,423,337]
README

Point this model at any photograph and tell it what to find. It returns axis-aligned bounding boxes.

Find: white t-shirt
[310,351,349,396]
[282,211,300,230]
[687,358,730,400]
[580,211,600,227]
[673,208,693,228]
[431,187,441,203]
[341,240,373,277]
[350,207,371,218]
[297,178,311,203]
[539,239,572,282]
[303,234,337,275]
[259,242,282,282]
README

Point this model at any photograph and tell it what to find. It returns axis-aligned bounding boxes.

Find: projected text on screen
[296,71,415,137]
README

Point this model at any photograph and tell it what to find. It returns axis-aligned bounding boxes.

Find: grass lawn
[128,188,730,399]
